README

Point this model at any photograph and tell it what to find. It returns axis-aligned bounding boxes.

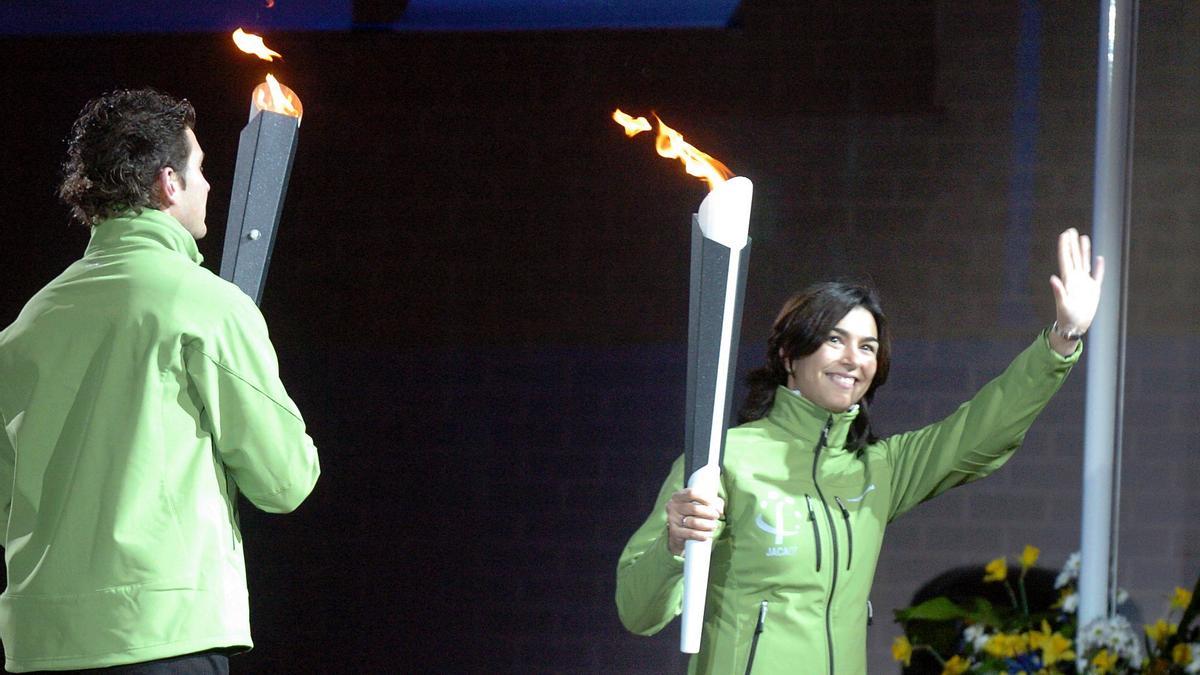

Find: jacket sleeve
[883,331,1079,520]
[615,455,688,635]
[183,294,320,514]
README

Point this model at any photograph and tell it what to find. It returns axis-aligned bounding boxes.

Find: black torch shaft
[220,109,300,306]
[683,216,752,484]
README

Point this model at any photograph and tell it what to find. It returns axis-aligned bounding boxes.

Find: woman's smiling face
[785,305,879,413]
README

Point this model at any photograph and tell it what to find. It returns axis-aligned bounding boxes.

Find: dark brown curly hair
[738,281,891,452]
[58,88,196,226]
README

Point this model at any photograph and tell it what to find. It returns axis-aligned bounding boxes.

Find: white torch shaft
[705,249,742,464]
[680,176,752,654]
[681,463,719,653]
[681,247,741,653]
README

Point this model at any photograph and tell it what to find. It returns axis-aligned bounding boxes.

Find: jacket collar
[86,209,204,265]
[767,386,860,452]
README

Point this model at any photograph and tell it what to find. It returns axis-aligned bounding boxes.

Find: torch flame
[612,109,652,137]
[233,27,282,62]
[252,74,304,123]
[613,109,733,191]
[654,117,732,190]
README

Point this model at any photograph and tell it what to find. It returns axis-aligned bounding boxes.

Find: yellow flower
[1091,649,1118,674]
[1171,586,1193,610]
[984,632,1029,659]
[1044,635,1076,664]
[983,634,1004,658]
[1145,619,1178,646]
[1028,624,1046,648]
[891,635,913,666]
[984,557,1008,583]
[1029,620,1074,665]
[1173,643,1192,665]
[941,655,971,675]
[1020,544,1040,570]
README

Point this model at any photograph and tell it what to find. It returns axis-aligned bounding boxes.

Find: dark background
[3,1,1199,672]
[0,5,937,670]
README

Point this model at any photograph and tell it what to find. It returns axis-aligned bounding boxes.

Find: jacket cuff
[1040,326,1083,363]
[648,530,686,573]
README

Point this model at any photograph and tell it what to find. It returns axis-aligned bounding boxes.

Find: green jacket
[0,210,320,672]
[616,333,1078,674]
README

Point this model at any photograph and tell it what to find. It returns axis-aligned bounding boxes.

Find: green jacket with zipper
[616,332,1078,674]
[0,210,320,672]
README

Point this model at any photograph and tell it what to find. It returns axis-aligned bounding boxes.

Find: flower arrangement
[891,546,1200,674]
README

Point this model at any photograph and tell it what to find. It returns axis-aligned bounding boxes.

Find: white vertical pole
[1079,0,1136,627]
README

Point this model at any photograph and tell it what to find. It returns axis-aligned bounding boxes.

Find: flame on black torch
[219,81,301,305]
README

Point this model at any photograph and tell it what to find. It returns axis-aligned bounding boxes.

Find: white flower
[1185,644,1200,674]
[1107,615,1145,668]
[963,623,990,653]
[1077,615,1145,669]
[1056,551,1081,589]
[1061,592,1078,613]
[1054,570,1072,589]
[1116,587,1129,605]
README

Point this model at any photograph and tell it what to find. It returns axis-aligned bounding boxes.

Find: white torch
[614,111,753,654]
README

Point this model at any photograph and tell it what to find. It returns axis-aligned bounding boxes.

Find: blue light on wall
[395,0,742,30]
[0,0,353,35]
[0,0,741,35]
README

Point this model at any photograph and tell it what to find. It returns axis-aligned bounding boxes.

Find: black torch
[219,75,302,305]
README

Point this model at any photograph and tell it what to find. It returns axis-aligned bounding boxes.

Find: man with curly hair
[0,88,320,673]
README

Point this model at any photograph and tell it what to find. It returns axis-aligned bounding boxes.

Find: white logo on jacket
[755,490,802,556]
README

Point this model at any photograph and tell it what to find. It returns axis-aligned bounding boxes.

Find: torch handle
[681,538,714,654]
[680,463,720,654]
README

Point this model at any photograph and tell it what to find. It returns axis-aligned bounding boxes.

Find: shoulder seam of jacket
[182,344,304,424]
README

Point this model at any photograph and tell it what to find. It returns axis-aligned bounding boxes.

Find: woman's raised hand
[1049,228,1105,355]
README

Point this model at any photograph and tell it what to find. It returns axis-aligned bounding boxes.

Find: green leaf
[965,597,1005,628]
[895,596,970,622]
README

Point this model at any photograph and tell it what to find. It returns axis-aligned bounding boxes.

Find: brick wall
[242,333,1198,673]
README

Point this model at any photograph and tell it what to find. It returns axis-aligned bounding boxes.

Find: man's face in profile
[167,128,210,239]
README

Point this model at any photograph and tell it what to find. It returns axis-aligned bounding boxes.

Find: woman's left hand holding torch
[665,489,725,556]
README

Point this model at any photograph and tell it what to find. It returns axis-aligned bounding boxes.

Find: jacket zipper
[804,494,821,572]
[743,600,768,675]
[811,416,838,675]
[834,496,853,571]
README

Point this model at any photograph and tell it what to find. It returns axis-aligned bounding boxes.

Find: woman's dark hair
[59,88,196,226]
[738,281,891,452]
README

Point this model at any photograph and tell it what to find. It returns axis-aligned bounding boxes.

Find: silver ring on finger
[681,515,689,528]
